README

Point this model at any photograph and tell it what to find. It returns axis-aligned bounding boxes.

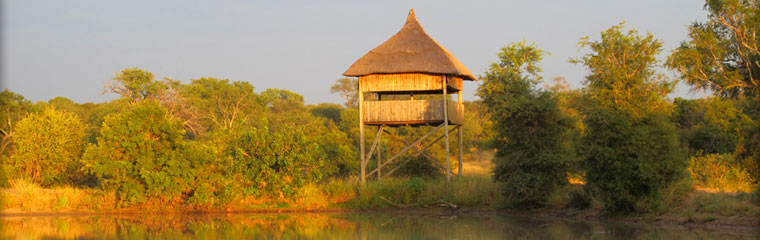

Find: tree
[667,0,760,100]
[226,125,325,197]
[83,100,196,205]
[105,68,172,102]
[10,107,86,186]
[330,78,359,108]
[178,77,264,139]
[574,24,685,213]
[667,0,760,184]
[477,41,575,207]
[0,89,35,158]
[572,23,674,116]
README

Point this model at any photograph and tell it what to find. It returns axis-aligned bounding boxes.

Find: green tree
[330,78,359,108]
[572,24,674,116]
[667,0,760,183]
[105,68,173,102]
[0,89,36,157]
[10,107,86,186]
[226,125,325,197]
[82,101,198,205]
[667,0,760,100]
[178,77,264,140]
[477,41,575,207]
[574,24,685,213]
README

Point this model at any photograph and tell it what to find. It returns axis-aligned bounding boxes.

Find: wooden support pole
[377,126,382,178]
[443,76,451,182]
[383,126,460,175]
[365,126,384,161]
[359,82,366,186]
[458,126,463,177]
[458,89,463,176]
[366,123,444,178]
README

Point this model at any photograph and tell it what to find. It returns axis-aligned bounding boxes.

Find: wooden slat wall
[360,73,463,92]
[363,100,463,125]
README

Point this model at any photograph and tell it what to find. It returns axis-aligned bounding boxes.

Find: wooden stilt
[377,126,382,178]
[458,89,463,177]
[359,82,366,186]
[366,123,444,178]
[458,126,463,177]
[443,77,450,182]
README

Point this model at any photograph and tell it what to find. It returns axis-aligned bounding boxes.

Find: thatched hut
[344,9,474,183]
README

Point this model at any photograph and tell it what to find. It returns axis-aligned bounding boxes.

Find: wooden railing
[362,99,463,125]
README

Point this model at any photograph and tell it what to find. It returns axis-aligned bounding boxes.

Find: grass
[1,158,758,227]
[1,179,117,213]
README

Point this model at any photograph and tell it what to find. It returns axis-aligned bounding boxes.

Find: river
[0,212,756,239]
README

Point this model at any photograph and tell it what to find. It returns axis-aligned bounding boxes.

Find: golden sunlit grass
[0,179,116,213]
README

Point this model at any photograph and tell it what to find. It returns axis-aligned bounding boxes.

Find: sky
[2,0,709,105]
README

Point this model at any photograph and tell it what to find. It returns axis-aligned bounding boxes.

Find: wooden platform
[362,99,464,126]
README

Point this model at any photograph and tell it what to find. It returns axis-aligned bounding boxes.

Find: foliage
[688,153,756,192]
[672,97,753,156]
[227,125,325,197]
[82,101,203,206]
[572,23,674,116]
[0,89,36,157]
[310,103,344,125]
[9,107,86,187]
[330,78,359,108]
[667,0,760,100]
[582,108,686,213]
[477,41,575,207]
[177,77,264,140]
[105,68,173,102]
[575,24,686,213]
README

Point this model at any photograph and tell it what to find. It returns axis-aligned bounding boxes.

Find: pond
[0,212,756,239]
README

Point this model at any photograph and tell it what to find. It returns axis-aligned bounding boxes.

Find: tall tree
[574,24,685,213]
[330,78,359,108]
[668,0,760,182]
[105,68,172,102]
[572,23,674,116]
[667,0,760,100]
[477,41,575,207]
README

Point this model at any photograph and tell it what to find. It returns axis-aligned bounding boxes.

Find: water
[0,212,756,239]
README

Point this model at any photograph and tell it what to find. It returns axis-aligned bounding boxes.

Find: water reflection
[0,212,756,239]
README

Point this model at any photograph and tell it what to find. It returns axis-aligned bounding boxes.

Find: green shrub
[477,42,575,207]
[227,124,325,197]
[9,106,86,187]
[82,101,201,206]
[688,153,756,192]
[582,108,686,213]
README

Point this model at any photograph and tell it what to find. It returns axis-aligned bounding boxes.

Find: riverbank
[1,160,758,232]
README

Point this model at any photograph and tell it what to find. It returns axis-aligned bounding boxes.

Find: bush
[9,107,86,187]
[477,42,575,207]
[227,124,325,197]
[82,101,201,206]
[688,153,756,192]
[581,107,686,213]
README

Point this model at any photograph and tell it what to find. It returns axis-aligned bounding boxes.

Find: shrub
[82,101,199,206]
[688,153,756,192]
[477,42,575,207]
[9,107,86,187]
[582,107,686,213]
[227,124,325,197]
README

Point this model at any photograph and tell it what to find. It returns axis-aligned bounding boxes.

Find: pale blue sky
[2,0,708,105]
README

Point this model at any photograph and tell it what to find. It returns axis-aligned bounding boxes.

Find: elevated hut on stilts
[343,9,475,184]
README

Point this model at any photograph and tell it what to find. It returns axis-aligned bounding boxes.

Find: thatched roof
[343,9,475,80]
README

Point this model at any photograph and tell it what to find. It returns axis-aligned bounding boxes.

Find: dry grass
[0,179,116,213]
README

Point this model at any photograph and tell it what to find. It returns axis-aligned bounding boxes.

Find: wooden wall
[362,99,464,125]
[359,73,462,93]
